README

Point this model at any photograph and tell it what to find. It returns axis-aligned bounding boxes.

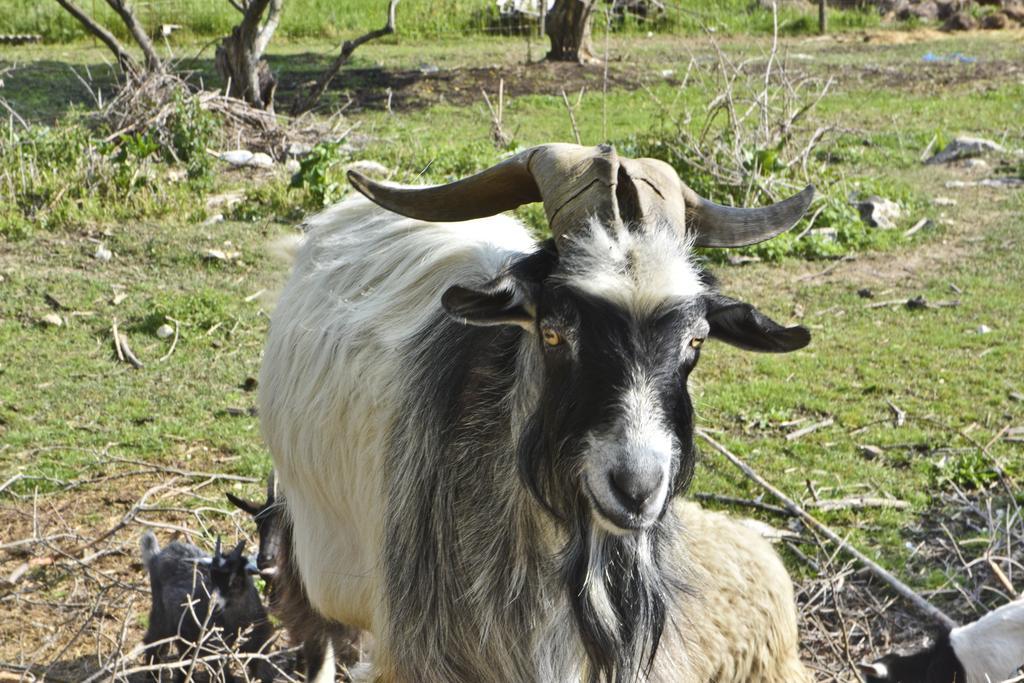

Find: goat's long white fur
[261,198,533,631]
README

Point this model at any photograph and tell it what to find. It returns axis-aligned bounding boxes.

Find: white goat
[260,143,815,681]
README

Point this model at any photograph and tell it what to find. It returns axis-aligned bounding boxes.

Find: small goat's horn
[267,469,277,504]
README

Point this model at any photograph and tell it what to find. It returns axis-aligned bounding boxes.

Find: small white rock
[40,313,63,327]
[977,324,992,334]
[932,196,957,206]
[856,196,902,230]
[925,136,1005,165]
[247,152,274,169]
[284,158,301,173]
[218,149,255,166]
[203,214,225,226]
[94,244,112,261]
[343,160,390,177]
[959,158,989,172]
[809,227,839,242]
[156,324,174,339]
[202,248,228,261]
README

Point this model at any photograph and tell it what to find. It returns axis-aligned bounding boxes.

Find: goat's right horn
[347,143,621,241]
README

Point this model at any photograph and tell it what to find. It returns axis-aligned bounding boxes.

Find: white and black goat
[260,143,815,682]
[226,474,365,682]
[140,532,274,682]
[861,597,1024,683]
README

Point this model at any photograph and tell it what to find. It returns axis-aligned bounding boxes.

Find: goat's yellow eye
[690,337,705,349]
[542,328,563,347]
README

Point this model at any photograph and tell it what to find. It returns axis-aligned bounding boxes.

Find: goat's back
[658,501,811,683]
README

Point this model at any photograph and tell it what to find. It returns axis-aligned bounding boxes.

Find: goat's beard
[518,419,686,683]
[564,504,683,683]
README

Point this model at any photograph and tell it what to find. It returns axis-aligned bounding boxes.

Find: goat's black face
[443,230,810,535]
[528,283,702,532]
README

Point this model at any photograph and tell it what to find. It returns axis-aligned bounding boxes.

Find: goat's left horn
[347,143,620,241]
[682,183,815,248]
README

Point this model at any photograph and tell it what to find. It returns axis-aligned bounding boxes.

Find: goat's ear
[442,275,536,330]
[225,492,262,517]
[704,293,810,353]
[856,662,890,681]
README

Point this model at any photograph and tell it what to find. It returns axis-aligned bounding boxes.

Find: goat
[669,501,811,682]
[260,143,815,681]
[140,532,274,682]
[227,473,365,682]
[860,596,1024,683]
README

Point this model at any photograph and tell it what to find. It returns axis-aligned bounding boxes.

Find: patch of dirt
[276,59,640,112]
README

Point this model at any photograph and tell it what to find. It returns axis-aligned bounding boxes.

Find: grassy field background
[1,12,1023,681]
[2,0,884,40]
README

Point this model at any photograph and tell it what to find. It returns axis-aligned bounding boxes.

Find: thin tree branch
[696,428,959,630]
[252,0,284,61]
[293,0,399,114]
[53,0,139,75]
[105,0,162,72]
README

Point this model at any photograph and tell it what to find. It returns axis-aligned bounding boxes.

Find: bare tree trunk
[818,0,827,34]
[545,0,599,64]
[106,0,161,71]
[216,0,283,111]
[53,0,162,76]
[292,0,399,114]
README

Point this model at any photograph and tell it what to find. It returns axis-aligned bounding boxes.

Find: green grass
[0,30,1022,610]
[1,0,885,42]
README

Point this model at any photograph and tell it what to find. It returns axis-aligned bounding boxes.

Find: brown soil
[275,32,1024,112]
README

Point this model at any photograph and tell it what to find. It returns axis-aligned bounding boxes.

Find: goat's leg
[303,637,335,683]
[141,628,167,682]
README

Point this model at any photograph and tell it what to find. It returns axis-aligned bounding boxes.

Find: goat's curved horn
[347,143,620,240]
[348,143,813,248]
[683,184,815,248]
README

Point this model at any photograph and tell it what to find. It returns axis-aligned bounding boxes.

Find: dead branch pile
[94,70,343,160]
[0,450,305,681]
[793,484,1022,682]
[633,5,834,208]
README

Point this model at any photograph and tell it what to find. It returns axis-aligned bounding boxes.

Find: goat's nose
[609,465,665,514]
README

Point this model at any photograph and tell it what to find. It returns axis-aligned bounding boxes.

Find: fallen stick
[808,496,910,512]
[696,428,959,629]
[694,492,791,517]
[986,554,1019,598]
[785,417,834,441]
[112,317,144,368]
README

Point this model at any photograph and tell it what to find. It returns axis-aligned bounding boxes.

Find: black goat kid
[140,532,274,682]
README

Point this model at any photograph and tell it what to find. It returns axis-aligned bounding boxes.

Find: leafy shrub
[290,141,344,208]
[164,92,219,182]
